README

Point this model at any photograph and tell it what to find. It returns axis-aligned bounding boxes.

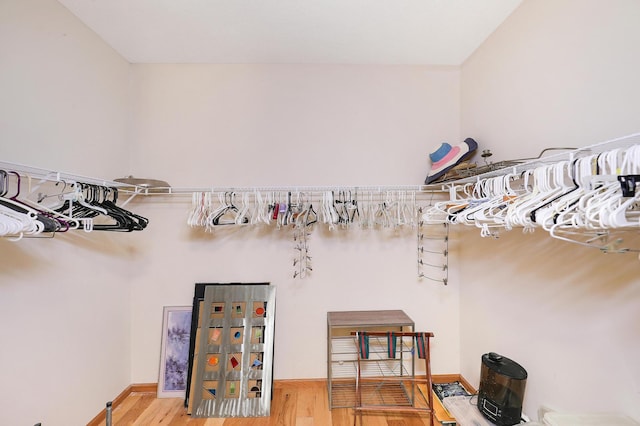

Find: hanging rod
[137,184,443,195]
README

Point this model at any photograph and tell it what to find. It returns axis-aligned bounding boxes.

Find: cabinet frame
[326,310,415,409]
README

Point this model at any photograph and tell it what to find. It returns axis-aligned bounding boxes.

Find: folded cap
[425,138,478,184]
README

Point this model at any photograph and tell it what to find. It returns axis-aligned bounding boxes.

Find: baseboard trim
[86,383,158,426]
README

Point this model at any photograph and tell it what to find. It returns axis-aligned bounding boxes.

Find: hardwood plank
[202,418,227,426]
[89,378,465,425]
[167,400,198,426]
[292,380,327,425]
[111,393,158,426]
[133,398,183,425]
[295,381,318,418]
[107,393,149,425]
[357,412,393,426]
[269,383,298,426]
[331,407,353,426]
[201,418,226,425]
[390,413,433,426]
[311,381,333,426]
[296,417,315,426]
[87,384,159,426]
[223,416,269,426]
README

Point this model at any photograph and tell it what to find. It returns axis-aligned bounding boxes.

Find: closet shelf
[0,160,147,193]
[0,161,150,237]
[425,132,640,189]
[0,161,442,196]
[420,131,640,253]
[4,132,639,197]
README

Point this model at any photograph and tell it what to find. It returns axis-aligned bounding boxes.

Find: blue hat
[425,138,478,184]
[429,142,453,163]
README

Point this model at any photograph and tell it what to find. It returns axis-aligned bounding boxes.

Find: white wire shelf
[330,336,413,379]
[4,132,639,198]
[425,132,640,188]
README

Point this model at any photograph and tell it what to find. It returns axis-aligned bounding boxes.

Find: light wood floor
[92,380,436,426]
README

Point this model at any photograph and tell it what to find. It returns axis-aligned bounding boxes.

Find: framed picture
[185,282,270,409]
[158,306,192,398]
[187,283,276,418]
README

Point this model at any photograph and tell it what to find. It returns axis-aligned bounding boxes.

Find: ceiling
[57,0,523,65]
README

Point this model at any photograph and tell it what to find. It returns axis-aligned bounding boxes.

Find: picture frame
[158,306,192,398]
[185,282,270,409]
[187,283,276,418]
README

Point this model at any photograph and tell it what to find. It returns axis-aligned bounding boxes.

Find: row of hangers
[187,190,420,231]
[187,189,424,280]
[0,170,148,240]
[422,144,640,252]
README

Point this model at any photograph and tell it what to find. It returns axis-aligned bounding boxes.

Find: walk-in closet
[2,1,639,425]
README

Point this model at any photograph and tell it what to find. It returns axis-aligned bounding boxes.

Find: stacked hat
[425,138,478,184]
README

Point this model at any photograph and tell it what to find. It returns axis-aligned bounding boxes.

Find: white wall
[460,0,640,421]
[7,0,640,424]
[126,64,463,382]
[0,1,133,425]
[462,0,640,162]
[128,64,460,187]
[0,0,131,177]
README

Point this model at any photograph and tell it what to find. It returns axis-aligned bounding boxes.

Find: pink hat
[425,138,478,184]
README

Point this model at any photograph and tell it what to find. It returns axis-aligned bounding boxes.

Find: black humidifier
[478,352,528,426]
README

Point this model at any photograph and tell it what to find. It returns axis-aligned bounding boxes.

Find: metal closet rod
[139,185,446,195]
